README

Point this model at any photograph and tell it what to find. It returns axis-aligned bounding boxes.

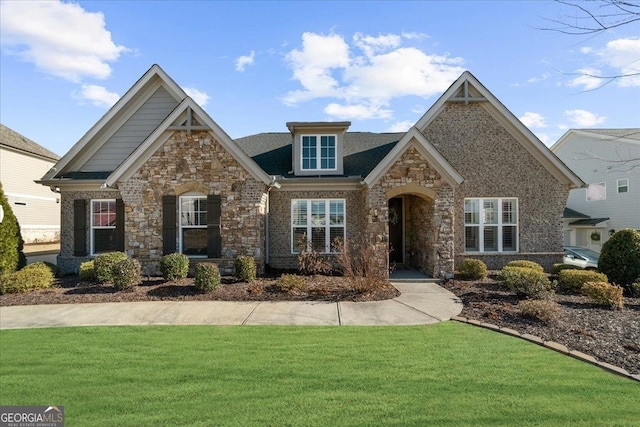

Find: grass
[0,322,638,426]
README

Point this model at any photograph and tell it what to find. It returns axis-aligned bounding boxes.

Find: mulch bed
[439,273,640,375]
[1,272,637,375]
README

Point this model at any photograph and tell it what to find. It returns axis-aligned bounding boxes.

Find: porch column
[432,185,455,278]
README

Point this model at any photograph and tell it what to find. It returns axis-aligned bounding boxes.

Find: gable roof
[41,64,187,182]
[362,127,464,187]
[235,132,404,178]
[0,124,60,161]
[416,71,585,189]
[551,128,640,152]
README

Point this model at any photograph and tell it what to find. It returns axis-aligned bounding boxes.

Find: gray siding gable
[80,86,179,172]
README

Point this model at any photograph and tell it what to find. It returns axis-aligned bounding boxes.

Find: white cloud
[564,109,607,127]
[235,50,255,72]
[519,112,547,129]
[184,87,210,106]
[0,0,127,82]
[568,37,640,89]
[74,84,120,108]
[283,32,464,121]
[534,132,551,146]
[387,120,414,132]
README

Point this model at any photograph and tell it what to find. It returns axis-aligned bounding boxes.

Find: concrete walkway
[0,282,462,329]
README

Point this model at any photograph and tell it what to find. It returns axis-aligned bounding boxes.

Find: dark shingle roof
[235,132,404,177]
[0,124,60,161]
[563,208,590,219]
[58,171,111,180]
[570,218,609,226]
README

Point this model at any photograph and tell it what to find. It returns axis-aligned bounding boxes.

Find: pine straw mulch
[439,273,640,375]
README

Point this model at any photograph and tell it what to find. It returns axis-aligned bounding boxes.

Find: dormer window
[302,135,336,171]
[287,121,350,176]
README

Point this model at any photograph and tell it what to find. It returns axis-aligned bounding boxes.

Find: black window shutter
[73,199,87,256]
[207,194,222,258]
[163,195,177,255]
[115,199,125,251]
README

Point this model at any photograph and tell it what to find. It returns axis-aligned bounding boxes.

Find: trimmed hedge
[0,262,54,294]
[112,258,141,291]
[502,266,551,299]
[505,260,544,272]
[552,263,582,275]
[518,299,561,323]
[79,260,96,282]
[456,259,488,280]
[94,252,128,284]
[160,253,190,280]
[275,274,307,292]
[558,269,608,294]
[194,263,221,292]
[234,256,256,282]
[582,281,624,310]
[598,228,640,292]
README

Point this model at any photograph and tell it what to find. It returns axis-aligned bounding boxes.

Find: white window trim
[300,134,338,172]
[179,193,208,258]
[90,199,116,256]
[617,178,629,194]
[586,182,606,201]
[464,197,519,253]
[291,199,345,254]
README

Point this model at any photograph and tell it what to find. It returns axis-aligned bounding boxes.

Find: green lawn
[1,322,637,426]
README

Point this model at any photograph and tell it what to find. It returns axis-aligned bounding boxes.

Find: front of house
[39,65,583,277]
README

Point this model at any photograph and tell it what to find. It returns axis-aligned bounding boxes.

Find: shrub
[582,281,624,310]
[42,261,60,278]
[0,262,54,294]
[94,252,128,284]
[0,182,26,275]
[558,269,608,294]
[334,234,388,281]
[297,240,332,276]
[598,228,640,293]
[630,282,640,298]
[456,259,487,280]
[111,258,141,291]
[518,299,561,323]
[160,253,190,280]
[275,274,306,292]
[505,260,544,272]
[234,256,257,282]
[194,263,220,292]
[79,260,96,282]
[501,266,552,299]
[552,263,582,275]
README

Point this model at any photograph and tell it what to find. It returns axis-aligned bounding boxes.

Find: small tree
[0,182,26,275]
[598,228,640,293]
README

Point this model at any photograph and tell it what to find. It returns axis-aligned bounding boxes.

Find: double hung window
[292,199,345,253]
[91,199,117,254]
[464,198,518,252]
[179,194,207,256]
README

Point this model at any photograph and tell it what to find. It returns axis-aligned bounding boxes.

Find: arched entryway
[387,184,437,275]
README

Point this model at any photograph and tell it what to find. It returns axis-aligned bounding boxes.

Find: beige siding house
[40,64,583,276]
[1,124,61,244]
[551,129,640,250]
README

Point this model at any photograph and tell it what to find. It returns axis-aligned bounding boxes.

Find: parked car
[563,246,600,270]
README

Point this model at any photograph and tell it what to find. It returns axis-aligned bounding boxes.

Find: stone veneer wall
[370,145,455,277]
[121,131,268,275]
[268,188,366,270]
[423,103,568,271]
[57,189,120,274]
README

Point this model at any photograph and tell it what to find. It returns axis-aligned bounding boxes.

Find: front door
[388,197,403,264]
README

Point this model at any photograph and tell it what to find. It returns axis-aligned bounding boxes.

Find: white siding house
[552,129,640,251]
[0,124,61,244]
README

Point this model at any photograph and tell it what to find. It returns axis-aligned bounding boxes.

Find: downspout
[265,176,281,266]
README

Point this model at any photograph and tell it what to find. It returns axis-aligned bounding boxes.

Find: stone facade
[423,103,568,271]
[58,131,268,275]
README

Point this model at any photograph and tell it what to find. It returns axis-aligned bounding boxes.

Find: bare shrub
[334,234,388,281]
[297,236,332,275]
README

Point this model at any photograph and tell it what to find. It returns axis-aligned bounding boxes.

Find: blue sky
[1,0,639,157]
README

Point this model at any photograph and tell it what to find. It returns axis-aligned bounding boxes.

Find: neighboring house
[39,65,583,277]
[552,129,640,251]
[0,124,61,244]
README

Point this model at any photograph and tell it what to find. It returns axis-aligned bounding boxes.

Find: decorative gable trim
[415,71,584,189]
[363,127,464,188]
[103,97,273,187]
[41,64,187,182]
